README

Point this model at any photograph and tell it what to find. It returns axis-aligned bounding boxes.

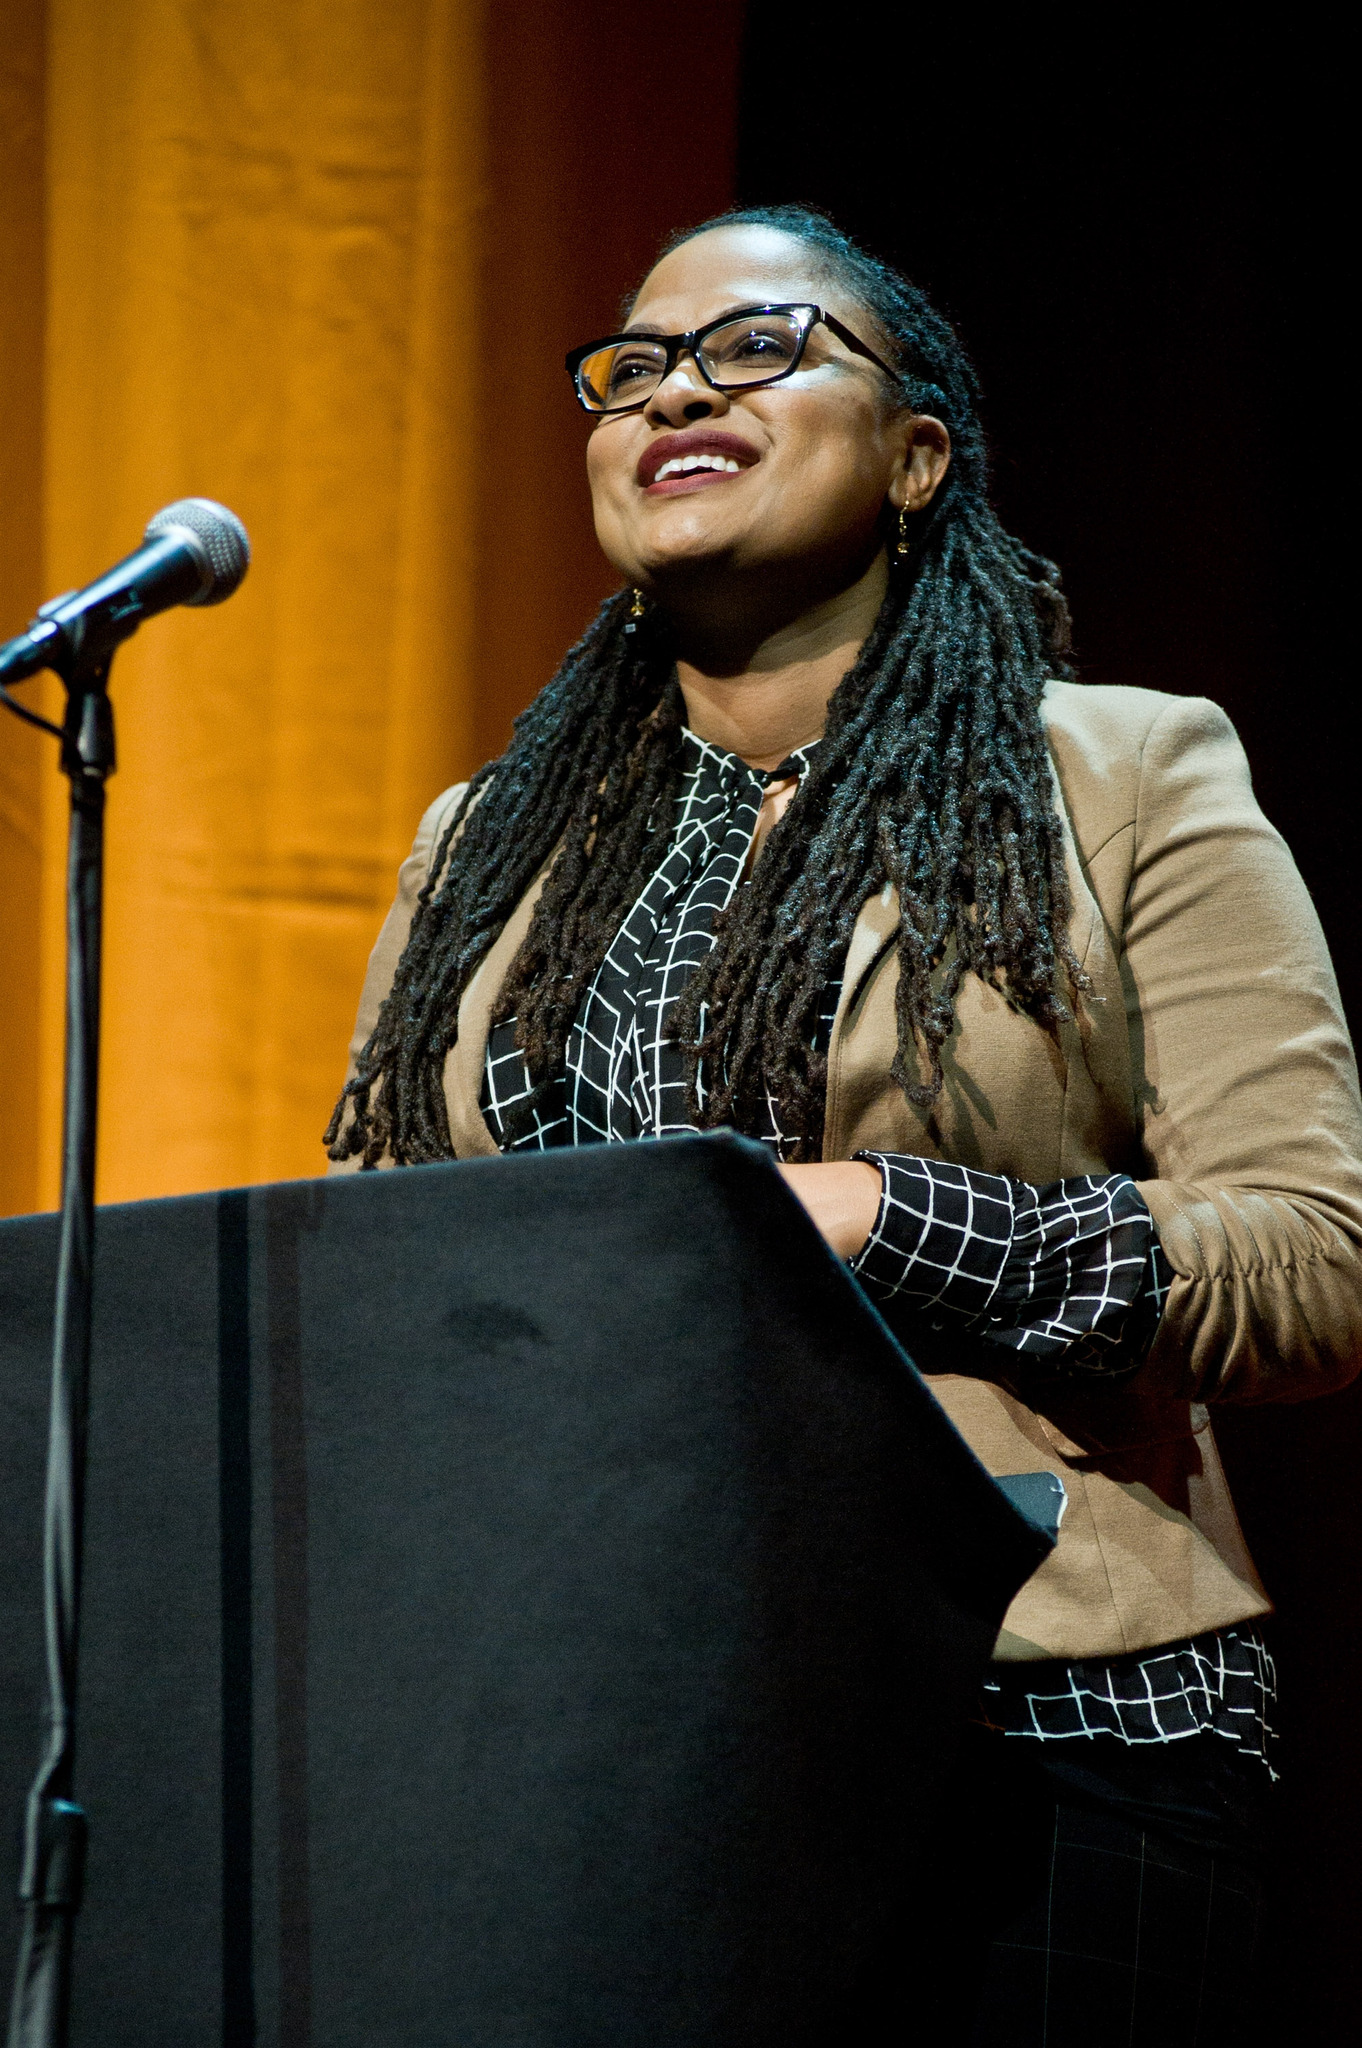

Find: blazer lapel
[442,858,556,1158]
[823,884,902,1162]
[832,882,901,1035]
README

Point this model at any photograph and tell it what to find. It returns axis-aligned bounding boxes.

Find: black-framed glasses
[565,303,900,414]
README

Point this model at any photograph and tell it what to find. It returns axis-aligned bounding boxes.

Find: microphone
[0,497,251,685]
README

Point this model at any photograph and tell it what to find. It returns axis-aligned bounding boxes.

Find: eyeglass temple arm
[819,311,901,383]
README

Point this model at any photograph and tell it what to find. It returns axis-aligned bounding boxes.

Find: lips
[637,429,759,493]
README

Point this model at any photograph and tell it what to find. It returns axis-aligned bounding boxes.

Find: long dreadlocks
[326,205,1083,1169]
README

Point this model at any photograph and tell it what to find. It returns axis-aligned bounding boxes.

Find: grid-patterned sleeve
[848,1154,1172,1375]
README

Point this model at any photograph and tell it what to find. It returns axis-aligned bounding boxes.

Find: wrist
[779,1159,884,1261]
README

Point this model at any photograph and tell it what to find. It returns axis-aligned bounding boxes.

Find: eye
[734,330,789,359]
[577,341,667,407]
[609,349,663,390]
[702,314,804,380]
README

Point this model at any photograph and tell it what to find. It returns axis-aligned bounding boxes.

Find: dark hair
[327,203,1084,1168]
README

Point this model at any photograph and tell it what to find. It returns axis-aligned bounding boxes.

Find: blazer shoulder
[412,780,471,874]
[1041,680,1240,854]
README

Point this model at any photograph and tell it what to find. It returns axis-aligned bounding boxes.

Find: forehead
[627,224,863,335]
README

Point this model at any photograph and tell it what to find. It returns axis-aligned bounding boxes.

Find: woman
[328,206,1362,2041]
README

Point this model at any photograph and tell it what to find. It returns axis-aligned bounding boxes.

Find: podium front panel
[0,1134,1048,2046]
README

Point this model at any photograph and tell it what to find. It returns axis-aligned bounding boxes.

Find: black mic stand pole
[1,653,116,2048]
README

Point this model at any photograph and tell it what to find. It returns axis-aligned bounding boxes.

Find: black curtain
[737,15,1356,2037]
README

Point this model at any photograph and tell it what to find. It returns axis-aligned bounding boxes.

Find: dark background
[737,13,1356,2033]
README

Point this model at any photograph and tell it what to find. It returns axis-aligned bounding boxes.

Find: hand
[778,1160,883,1261]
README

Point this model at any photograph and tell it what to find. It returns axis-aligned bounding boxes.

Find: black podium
[0,1132,1051,2046]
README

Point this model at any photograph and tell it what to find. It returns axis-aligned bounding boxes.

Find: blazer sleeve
[1127,698,1362,1402]
[327,782,467,1175]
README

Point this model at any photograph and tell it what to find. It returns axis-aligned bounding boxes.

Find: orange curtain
[0,0,740,1214]
[0,0,47,1219]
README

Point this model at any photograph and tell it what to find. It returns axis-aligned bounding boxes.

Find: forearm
[782,1152,1170,1375]
[1136,1178,1362,1402]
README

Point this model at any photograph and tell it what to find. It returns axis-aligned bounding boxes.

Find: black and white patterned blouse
[480,729,1274,1767]
[481,733,834,1150]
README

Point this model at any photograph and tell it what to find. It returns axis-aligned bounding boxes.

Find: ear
[888,415,951,514]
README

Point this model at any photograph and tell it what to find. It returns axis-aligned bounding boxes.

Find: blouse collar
[679,727,822,798]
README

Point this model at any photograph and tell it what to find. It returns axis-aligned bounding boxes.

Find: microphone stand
[1,653,116,2048]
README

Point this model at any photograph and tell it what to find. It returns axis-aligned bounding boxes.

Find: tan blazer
[336,682,1362,1662]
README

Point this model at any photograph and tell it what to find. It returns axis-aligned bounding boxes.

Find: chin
[641,539,748,593]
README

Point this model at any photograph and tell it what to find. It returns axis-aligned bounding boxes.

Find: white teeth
[653,452,746,482]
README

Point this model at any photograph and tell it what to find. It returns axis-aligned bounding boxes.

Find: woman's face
[584,225,950,613]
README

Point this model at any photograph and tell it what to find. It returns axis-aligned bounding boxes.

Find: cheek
[584,436,639,572]
[586,429,634,508]
[770,433,891,534]
[761,396,890,504]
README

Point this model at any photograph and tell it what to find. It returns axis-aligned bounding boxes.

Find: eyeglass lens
[577,310,809,412]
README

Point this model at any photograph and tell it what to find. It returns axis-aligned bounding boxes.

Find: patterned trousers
[852,1725,1271,2047]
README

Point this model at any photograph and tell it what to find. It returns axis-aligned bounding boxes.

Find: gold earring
[895,505,913,558]
[624,587,647,634]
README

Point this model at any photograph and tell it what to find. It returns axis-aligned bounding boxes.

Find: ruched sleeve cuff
[849,1153,1171,1375]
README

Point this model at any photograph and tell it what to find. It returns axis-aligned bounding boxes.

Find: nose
[644,351,730,427]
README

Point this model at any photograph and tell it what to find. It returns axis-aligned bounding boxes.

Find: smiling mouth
[644,454,752,496]
[638,433,758,493]
[654,453,744,482]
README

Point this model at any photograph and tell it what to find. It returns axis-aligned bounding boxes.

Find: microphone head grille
[144,498,251,606]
